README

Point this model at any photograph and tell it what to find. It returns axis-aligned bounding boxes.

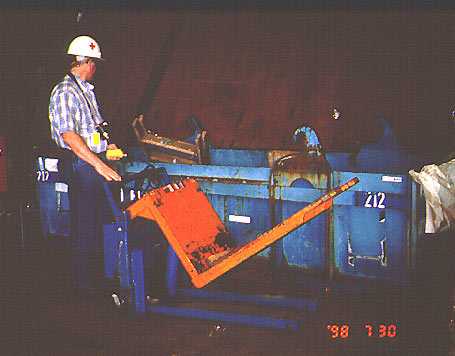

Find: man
[49,35,122,296]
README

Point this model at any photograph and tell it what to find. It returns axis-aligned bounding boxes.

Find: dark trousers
[65,155,111,291]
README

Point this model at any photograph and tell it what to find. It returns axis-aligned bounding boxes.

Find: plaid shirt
[49,74,107,153]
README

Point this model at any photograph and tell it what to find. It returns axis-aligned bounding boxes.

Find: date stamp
[326,323,398,339]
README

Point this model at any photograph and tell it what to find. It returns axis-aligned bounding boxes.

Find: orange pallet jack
[127,177,359,288]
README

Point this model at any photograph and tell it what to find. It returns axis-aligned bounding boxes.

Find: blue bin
[37,146,425,287]
[332,171,420,283]
[36,156,70,237]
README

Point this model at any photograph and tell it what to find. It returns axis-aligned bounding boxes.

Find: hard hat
[67,35,103,60]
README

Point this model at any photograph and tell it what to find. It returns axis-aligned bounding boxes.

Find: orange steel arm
[192,177,358,287]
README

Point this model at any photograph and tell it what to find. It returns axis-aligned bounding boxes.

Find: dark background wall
[1,3,454,195]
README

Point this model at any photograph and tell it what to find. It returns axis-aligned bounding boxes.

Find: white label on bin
[228,214,251,224]
[382,175,402,183]
[44,158,59,172]
[55,182,68,193]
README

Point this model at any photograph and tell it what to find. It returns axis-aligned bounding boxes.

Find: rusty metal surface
[132,115,209,164]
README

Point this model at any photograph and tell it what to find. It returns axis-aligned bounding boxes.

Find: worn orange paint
[127,177,359,288]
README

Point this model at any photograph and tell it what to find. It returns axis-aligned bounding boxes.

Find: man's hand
[62,131,122,181]
[94,161,122,181]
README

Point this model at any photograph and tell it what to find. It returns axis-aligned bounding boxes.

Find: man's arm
[62,131,122,181]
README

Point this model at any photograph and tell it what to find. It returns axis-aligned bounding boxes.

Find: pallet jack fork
[127,177,359,288]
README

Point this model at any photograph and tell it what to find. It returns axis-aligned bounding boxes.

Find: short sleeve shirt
[48,74,107,153]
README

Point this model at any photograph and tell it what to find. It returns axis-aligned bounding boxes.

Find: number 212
[364,192,386,209]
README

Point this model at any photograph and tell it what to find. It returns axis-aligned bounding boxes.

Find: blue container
[332,171,421,283]
[272,162,330,272]
[35,156,70,237]
[37,145,425,286]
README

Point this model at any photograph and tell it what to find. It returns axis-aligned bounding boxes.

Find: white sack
[409,158,455,233]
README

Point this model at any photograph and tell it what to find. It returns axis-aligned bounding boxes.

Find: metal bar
[200,182,324,203]
[118,216,131,290]
[103,224,118,280]
[140,134,198,157]
[131,249,146,314]
[102,182,123,220]
[147,305,301,330]
[166,246,179,298]
[125,161,272,182]
[176,288,318,312]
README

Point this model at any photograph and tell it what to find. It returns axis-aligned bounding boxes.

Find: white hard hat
[67,35,103,60]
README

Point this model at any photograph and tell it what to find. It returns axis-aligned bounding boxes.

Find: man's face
[85,59,96,81]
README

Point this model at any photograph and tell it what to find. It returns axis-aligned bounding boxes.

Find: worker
[48,35,122,298]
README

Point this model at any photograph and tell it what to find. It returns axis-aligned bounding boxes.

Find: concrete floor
[1,210,454,356]
[2,285,415,356]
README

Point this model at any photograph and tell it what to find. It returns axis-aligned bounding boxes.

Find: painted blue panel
[131,250,146,314]
[200,181,323,204]
[166,247,179,298]
[333,171,409,194]
[37,182,54,237]
[103,220,132,290]
[118,221,131,290]
[326,152,356,172]
[103,223,120,280]
[209,149,268,167]
[282,200,327,270]
[335,206,382,278]
[335,189,411,210]
[354,191,408,210]
[224,196,272,247]
[206,193,225,222]
[274,186,323,203]
[36,182,70,237]
[55,190,70,235]
[332,170,411,282]
[206,192,272,258]
[200,181,269,199]
[385,209,408,281]
[125,161,271,182]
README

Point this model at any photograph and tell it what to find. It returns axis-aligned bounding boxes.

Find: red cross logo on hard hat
[89,42,96,50]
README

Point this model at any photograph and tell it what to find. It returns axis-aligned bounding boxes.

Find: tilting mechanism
[127,176,359,288]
